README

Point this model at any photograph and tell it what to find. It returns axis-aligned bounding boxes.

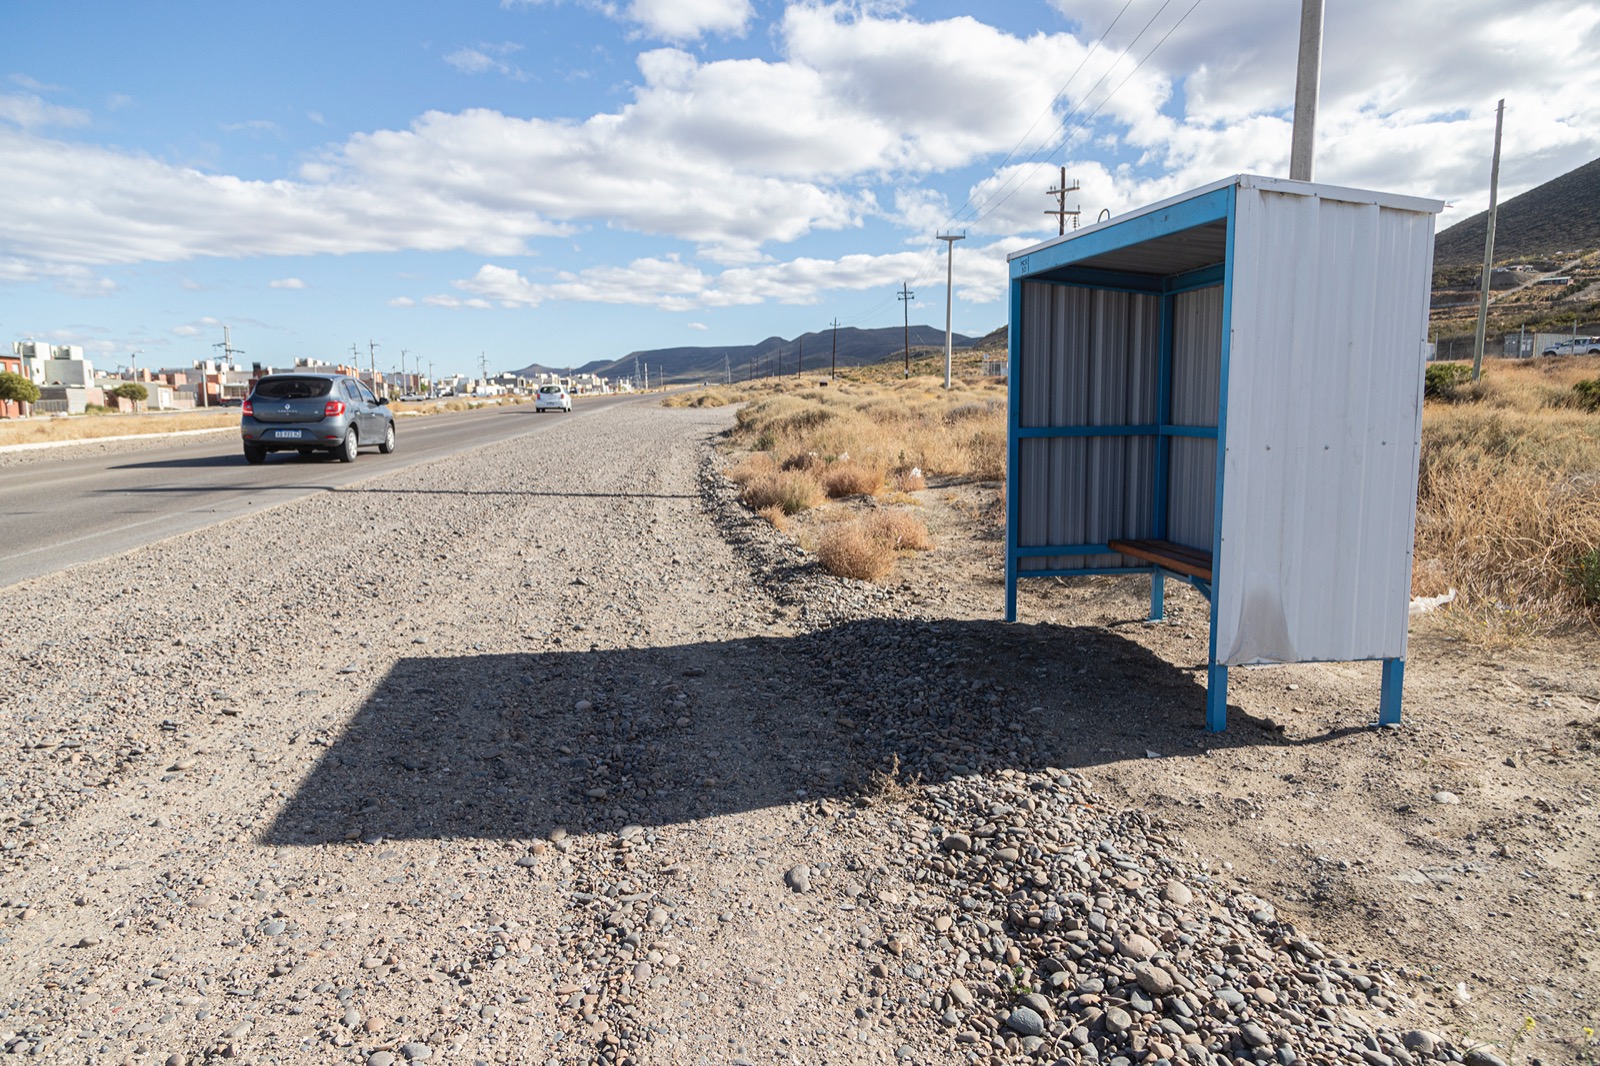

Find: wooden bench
[1107,538,1213,582]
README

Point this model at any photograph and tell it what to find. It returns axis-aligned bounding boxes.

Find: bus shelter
[1004,174,1444,731]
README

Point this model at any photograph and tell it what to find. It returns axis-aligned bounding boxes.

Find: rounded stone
[1006,1006,1045,1037]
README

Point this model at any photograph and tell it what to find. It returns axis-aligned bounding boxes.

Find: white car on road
[535,384,572,412]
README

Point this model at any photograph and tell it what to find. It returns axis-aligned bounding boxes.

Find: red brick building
[0,351,29,418]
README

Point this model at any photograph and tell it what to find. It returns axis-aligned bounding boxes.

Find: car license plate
[275,429,303,439]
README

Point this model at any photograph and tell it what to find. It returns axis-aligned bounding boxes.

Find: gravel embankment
[1,402,1485,1065]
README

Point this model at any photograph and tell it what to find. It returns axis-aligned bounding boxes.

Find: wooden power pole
[1472,99,1506,382]
[898,283,914,377]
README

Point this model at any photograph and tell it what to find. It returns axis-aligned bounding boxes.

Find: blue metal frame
[1004,179,1408,734]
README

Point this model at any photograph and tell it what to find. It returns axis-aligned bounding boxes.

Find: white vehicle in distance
[535,384,572,412]
[1541,337,1600,356]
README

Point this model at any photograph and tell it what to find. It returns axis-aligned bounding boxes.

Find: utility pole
[830,318,839,378]
[479,352,488,387]
[1046,167,1081,235]
[400,348,409,393]
[938,232,965,389]
[898,283,915,377]
[1289,0,1324,181]
[428,361,434,397]
[368,340,380,397]
[1472,98,1506,382]
[209,326,245,408]
[796,336,803,378]
[724,353,731,385]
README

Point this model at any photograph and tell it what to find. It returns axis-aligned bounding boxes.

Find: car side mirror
[378,397,390,405]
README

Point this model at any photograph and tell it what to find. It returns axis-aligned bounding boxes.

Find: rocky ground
[0,400,1595,1066]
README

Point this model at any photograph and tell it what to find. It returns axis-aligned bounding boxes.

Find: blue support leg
[1205,663,1228,732]
[1379,658,1404,726]
[1148,570,1165,621]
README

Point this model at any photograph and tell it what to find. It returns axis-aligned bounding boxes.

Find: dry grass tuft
[821,458,886,498]
[863,753,922,803]
[663,391,730,408]
[1416,356,1600,639]
[816,521,897,582]
[865,509,933,551]
[893,467,927,492]
[740,469,825,515]
[0,411,236,448]
[726,452,777,485]
[757,504,789,532]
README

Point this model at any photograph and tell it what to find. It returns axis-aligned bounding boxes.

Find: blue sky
[4,0,1597,380]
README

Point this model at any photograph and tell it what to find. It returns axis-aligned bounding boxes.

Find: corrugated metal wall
[1016,282,1160,572]
[1215,188,1436,665]
[1168,286,1222,548]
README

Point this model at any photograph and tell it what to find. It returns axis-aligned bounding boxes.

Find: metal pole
[1472,99,1505,382]
[937,233,964,389]
[1289,0,1324,181]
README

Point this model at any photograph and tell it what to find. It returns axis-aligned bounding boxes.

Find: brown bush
[739,470,825,515]
[821,458,885,498]
[866,509,933,551]
[893,467,927,492]
[780,451,826,474]
[757,504,789,532]
[816,522,896,582]
[726,453,777,485]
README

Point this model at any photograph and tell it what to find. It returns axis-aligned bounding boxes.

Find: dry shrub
[0,410,236,448]
[894,467,927,492]
[757,504,789,532]
[663,391,730,408]
[821,457,886,498]
[740,469,825,515]
[816,521,897,582]
[780,451,826,474]
[726,452,777,485]
[865,509,933,551]
[1415,362,1600,637]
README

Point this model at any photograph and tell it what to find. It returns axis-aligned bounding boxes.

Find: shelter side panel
[1215,190,1436,665]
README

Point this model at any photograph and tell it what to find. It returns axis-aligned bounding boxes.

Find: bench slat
[1108,538,1213,582]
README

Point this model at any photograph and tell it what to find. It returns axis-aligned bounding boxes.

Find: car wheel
[378,421,396,454]
[243,443,266,464]
[338,428,358,463]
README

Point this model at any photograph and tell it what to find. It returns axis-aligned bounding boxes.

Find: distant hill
[1434,155,1600,271]
[516,324,986,383]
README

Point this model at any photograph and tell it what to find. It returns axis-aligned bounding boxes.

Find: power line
[951,0,1187,238]
[833,0,1205,331]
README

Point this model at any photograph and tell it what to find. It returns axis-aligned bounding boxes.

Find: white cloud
[625,0,752,40]
[449,247,944,312]
[269,277,305,289]
[445,43,531,80]
[221,119,281,137]
[1,1,1596,310]
[387,296,416,307]
[687,321,708,330]
[0,92,90,130]
[502,0,752,41]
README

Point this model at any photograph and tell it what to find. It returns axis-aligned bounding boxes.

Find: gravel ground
[1,401,1594,1066]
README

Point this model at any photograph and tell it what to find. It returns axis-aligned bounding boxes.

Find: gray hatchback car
[240,373,396,464]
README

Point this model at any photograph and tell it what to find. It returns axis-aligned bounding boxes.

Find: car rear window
[254,377,334,400]
[540,385,562,394]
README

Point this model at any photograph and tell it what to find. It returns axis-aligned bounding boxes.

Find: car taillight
[324,400,347,417]
[241,398,253,415]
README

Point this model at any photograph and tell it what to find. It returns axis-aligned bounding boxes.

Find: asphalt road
[0,396,638,589]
